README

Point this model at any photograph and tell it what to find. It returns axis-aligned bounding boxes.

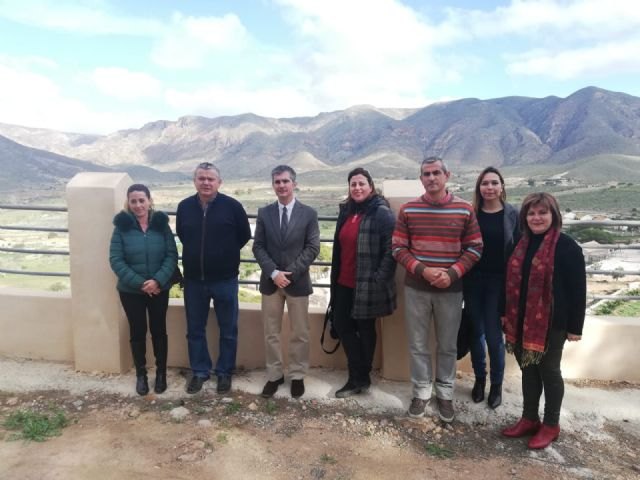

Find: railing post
[66,173,132,373]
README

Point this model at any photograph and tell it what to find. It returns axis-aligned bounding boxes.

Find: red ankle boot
[501,417,542,438]
[528,424,560,449]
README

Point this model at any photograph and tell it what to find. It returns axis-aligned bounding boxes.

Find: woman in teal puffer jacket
[109,184,178,396]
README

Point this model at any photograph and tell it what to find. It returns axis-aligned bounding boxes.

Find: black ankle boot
[472,377,486,403]
[136,375,149,396]
[152,335,168,375]
[131,340,148,396]
[154,371,167,394]
[488,383,502,409]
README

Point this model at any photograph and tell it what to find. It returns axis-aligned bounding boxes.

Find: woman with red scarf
[501,193,586,449]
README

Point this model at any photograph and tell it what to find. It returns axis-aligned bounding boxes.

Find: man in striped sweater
[392,156,483,422]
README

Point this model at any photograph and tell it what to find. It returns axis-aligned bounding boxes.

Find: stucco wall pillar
[66,173,132,373]
[380,180,425,380]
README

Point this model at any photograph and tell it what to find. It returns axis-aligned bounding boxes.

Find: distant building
[581,241,612,263]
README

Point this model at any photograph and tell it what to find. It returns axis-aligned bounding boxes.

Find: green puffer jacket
[109,210,178,294]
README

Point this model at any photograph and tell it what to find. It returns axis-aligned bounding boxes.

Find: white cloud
[2,0,639,133]
[506,39,640,79]
[159,0,470,114]
[445,0,640,39]
[269,0,458,110]
[0,0,162,36]
[0,53,59,70]
[165,84,317,118]
[435,0,640,81]
[0,61,155,133]
[150,12,249,69]
[91,67,161,100]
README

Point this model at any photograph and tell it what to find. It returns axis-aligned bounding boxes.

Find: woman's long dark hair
[341,167,383,213]
[472,166,506,212]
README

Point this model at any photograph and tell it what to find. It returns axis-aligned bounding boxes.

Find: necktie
[281,206,289,238]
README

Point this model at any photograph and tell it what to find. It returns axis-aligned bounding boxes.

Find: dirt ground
[1,361,639,480]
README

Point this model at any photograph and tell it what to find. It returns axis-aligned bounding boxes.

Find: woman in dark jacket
[501,192,586,449]
[330,168,397,398]
[109,184,178,396]
[465,167,519,409]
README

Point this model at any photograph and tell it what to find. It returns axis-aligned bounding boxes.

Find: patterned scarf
[504,228,560,366]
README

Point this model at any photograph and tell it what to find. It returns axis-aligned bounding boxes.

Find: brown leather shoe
[436,398,455,423]
[528,424,560,449]
[261,377,284,398]
[408,397,428,418]
[290,379,305,399]
[502,417,542,438]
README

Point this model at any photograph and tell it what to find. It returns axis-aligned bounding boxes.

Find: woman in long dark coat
[330,168,397,398]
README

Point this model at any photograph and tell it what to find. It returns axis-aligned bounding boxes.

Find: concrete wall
[163,302,349,371]
[1,173,639,382]
[66,173,133,373]
[0,287,73,362]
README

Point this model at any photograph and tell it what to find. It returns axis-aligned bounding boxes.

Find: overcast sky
[1,0,638,134]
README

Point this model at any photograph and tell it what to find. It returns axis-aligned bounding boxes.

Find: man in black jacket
[176,163,251,394]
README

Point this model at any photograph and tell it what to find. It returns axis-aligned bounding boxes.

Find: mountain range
[1,86,639,188]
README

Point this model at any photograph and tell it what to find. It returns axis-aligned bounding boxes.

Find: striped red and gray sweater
[392,191,483,292]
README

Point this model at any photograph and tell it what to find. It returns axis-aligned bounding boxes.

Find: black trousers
[332,284,376,386]
[119,291,169,375]
[516,328,566,426]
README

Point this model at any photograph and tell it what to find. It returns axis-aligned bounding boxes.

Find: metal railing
[0,204,70,277]
[0,204,335,287]
[2,203,640,300]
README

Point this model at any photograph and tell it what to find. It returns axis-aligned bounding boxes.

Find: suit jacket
[252,200,320,297]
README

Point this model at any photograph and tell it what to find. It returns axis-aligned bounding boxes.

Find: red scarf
[504,228,560,366]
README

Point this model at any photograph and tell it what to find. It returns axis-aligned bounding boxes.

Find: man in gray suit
[253,165,320,399]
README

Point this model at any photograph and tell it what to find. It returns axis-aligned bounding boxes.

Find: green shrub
[225,401,242,415]
[48,282,67,292]
[3,408,69,442]
[566,226,615,244]
[594,289,640,316]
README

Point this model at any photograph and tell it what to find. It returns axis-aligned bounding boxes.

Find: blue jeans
[465,272,505,385]
[184,277,239,378]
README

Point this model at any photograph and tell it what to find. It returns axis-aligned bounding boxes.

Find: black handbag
[169,265,183,288]
[320,304,341,354]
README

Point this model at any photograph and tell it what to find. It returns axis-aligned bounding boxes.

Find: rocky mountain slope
[0,134,187,192]
[1,86,639,181]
